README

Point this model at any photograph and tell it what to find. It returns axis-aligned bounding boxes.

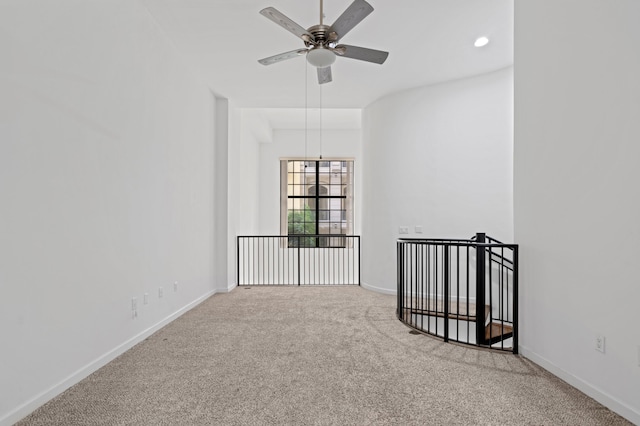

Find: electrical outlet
[143,293,149,305]
[399,226,409,234]
[174,281,178,292]
[415,225,423,234]
[131,298,138,319]
[595,335,605,353]
[159,287,163,298]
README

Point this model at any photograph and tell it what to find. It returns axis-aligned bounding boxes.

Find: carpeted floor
[18,286,630,425]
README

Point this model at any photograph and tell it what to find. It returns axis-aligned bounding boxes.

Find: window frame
[281,159,354,248]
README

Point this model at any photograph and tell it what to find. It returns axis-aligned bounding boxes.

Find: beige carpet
[18,286,630,425]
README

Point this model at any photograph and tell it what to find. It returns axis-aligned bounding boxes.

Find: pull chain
[319,83,323,160]
[304,58,309,166]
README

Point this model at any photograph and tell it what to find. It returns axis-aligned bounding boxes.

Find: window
[281,160,354,247]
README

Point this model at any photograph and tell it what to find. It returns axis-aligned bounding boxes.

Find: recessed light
[474,36,490,47]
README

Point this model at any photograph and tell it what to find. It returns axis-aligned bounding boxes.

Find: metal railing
[237,235,360,286]
[397,233,518,353]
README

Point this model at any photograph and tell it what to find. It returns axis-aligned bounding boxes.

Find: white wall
[258,128,363,235]
[361,68,514,293]
[214,97,230,290]
[514,1,640,423]
[0,1,221,424]
[225,107,262,289]
[237,110,264,235]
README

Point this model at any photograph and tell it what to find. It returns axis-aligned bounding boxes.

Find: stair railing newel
[443,245,450,343]
[512,245,519,351]
[475,232,487,345]
[396,233,518,354]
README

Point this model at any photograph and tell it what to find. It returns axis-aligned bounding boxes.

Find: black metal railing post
[443,244,450,342]
[475,232,486,345]
[237,236,241,286]
[297,236,301,286]
[358,236,361,286]
[512,245,519,354]
[397,241,402,319]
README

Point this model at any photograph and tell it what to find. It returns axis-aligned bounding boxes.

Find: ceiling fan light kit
[258,0,389,84]
[306,46,336,68]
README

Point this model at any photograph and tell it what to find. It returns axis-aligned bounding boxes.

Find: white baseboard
[519,346,640,425]
[1,289,218,426]
[360,282,479,307]
[223,282,238,293]
[361,281,396,295]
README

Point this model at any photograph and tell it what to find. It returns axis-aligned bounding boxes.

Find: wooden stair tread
[485,322,513,344]
[405,299,490,322]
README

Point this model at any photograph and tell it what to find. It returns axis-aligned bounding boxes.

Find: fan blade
[329,0,374,41]
[259,49,307,66]
[335,44,388,64]
[260,7,315,43]
[317,67,333,84]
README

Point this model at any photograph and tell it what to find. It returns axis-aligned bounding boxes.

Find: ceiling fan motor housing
[305,24,339,47]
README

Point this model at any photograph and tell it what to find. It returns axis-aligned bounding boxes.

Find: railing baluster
[416,243,420,329]
[456,246,460,344]
[506,262,510,322]
[409,243,414,328]
[466,246,470,344]
[331,243,338,284]
[435,245,439,337]
[419,244,424,332]
[475,233,486,346]
[426,245,432,333]
[488,245,493,345]
[397,242,400,318]
[342,242,346,285]
[279,237,282,285]
[297,237,301,286]
[352,237,354,285]
[358,237,361,285]
[513,246,519,354]
[269,237,272,284]
[500,246,505,351]
[443,245,449,342]
[237,237,240,286]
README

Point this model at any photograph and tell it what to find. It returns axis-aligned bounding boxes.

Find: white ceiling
[142,0,513,109]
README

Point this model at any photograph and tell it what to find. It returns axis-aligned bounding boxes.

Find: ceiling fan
[258,0,389,84]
